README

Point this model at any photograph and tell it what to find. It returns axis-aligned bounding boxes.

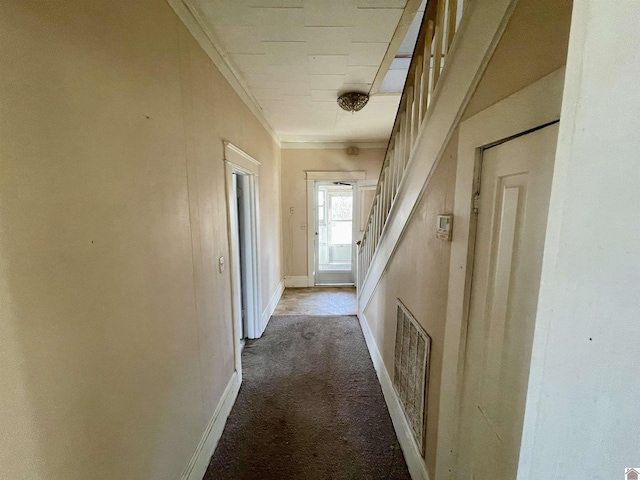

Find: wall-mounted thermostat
[436,215,453,241]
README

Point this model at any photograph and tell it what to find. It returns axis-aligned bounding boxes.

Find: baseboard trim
[181,371,241,480]
[261,279,284,334]
[284,276,311,288]
[358,312,430,480]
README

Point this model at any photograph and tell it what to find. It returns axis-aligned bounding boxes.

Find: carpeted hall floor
[204,314,411,480]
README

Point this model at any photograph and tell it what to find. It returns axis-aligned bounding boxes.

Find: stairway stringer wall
[357,0,518,312]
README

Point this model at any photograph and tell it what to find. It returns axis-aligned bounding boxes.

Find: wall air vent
[393,299,431,454]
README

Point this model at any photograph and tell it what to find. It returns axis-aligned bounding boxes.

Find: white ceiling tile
[304,1,358,27]
[311,90,339,102]
[197,1,253,26]
[243,73,273,87]
[310,74,346,90]
[309,55,349,75]
[305,27,353,55]
[193,0,405,143]
[249,6,305,27]
[341,82,373,92]
[259,24,308,41]
[264,41,309,66]
[352,8,403,42]
[250,8,307,42]
[266,64,311,83]
[230,54,269,73]
[250,7,307,42]
[251,87,284,101]
[348,42,389,66]
[214,26,265,54]
[312,102,341,112]
[246,0,303,6]
[344,65,379,84]
[278,82,312,96]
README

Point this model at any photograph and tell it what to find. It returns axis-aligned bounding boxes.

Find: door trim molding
[224,141,260,174]
[305,170,366,181]
[224,143,263,349]
[436,68,565,479]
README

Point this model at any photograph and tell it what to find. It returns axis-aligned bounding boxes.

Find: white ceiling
[190,0,408,144]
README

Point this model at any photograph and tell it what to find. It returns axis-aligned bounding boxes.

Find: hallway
[205,289,409,479]
[273,287,357,316]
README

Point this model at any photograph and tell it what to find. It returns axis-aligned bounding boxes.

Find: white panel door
[458,124,558,479]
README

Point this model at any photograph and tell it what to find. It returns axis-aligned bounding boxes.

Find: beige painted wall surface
[281,148,384,278]
[0,1,281,479]
[462,0,572,119]
[363,134,457,477]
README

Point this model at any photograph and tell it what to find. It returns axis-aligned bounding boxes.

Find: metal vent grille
[393,300,431,454]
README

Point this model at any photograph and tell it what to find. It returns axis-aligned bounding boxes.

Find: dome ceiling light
[337,92,369,114]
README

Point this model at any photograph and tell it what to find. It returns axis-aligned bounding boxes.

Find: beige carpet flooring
[204,315,410,480]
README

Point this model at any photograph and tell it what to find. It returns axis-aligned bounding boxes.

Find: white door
[315,183,354,285]
[457,124,558,479]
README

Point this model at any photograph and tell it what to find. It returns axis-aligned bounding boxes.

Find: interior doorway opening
[233,173,251,342]
[224,142,263,381]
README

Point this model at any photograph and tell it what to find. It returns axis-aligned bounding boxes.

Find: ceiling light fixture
[337,92,369,114]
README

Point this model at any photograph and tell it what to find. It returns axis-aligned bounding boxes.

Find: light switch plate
[218,256,225,273]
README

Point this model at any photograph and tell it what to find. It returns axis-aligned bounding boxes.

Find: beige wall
[0,1,281,479]
[363,133,457,477]
[281,148,384,279]
[358,1,573,476]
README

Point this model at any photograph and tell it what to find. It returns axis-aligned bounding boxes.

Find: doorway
[457,123,559,479]
[233,173,252,341]
[314,182,355,285]
[224,141,263,372]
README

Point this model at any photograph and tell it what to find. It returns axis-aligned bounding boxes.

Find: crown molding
[167,0,281,148]
[281,141,388,150]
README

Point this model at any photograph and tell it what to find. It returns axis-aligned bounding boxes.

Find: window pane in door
[331,221,352,244]
[331,195,352,221]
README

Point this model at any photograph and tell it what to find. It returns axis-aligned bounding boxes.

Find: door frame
[457,122,559,478]
[434,70,565,479]
[305,170,366,287]
[224,142,263,368]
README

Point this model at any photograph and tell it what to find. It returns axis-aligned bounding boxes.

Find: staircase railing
[357,0,463,288]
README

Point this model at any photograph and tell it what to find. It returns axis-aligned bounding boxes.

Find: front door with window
[315,183,354,285]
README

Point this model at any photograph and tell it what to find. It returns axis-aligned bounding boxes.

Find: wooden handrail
[357,0,463,289]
